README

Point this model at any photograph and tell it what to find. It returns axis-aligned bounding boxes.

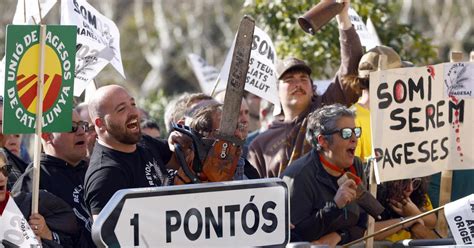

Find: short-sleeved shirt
[84,135,173,215]
[353,103,371,162]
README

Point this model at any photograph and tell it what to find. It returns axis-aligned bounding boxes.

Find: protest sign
[3,25,76,134]
[92,179,289,247]
[0,196,40,247]
[219,26,280,111]
[187,53,223,95]
[444,194,474,245]
[370,63,474,182]
[61,0,125,97]
[348,8,381,50]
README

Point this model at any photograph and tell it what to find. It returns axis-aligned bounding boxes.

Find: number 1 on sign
[130,213,139,246]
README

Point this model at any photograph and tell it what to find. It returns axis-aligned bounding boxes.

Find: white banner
[1,0,58,97]
[444,194,474,245]
[0,197,41,247]
[219,26,280,112]
[187,53,222,95]
[61,0,125,96]
[349,8,381,50]
[13,0,57,24]
[370,63,474,183]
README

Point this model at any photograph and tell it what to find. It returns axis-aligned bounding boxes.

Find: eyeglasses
[323,127,361,140]
[402,178,422,191]
[0,164,11,177]
[70,121,90,133]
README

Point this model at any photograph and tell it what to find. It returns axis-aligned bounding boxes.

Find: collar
[319,154,361,185]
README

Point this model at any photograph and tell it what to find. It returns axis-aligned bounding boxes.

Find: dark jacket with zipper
[12,154,94,247]
[281,149,367,244]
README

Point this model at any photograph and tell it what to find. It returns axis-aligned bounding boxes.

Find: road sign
[92,178,289,247]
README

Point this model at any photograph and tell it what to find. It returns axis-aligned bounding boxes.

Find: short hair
[141,119,160,131]
[164,93,191,133]
[306,104,356,151]
[188,102,222,137]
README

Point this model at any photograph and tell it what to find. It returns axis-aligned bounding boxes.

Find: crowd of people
[0,0,470,247]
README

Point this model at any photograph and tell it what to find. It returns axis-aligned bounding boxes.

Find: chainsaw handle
[174,143,201,184]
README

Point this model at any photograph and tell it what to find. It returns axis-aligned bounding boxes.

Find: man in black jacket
[12,109,95,247]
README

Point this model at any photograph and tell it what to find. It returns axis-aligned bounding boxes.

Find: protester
[244,92,262,133]
[351,45,404,162]
[4,134,22,157]
[141,119,161,138]
[76,102,97,161]
[374,177,438,242]
[12,109,95,247]
[0,97,28,190]
[1,149,78,247]
[248,0,363,178]
[164,92,213,133]
[214,91,260,179]
[281,104,366,246]
[84,85,192,218]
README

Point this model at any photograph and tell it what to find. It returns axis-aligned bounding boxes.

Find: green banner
[3,25,77,134]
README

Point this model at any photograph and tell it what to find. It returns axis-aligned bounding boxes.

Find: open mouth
[75,141,86,146]
[347,148,356,156]
[126,119,139,130]
[0,184,5,192]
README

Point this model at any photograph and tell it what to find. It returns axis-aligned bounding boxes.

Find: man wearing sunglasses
[248,0,363,179]
[12,109,95,247]
[281,104,366,246]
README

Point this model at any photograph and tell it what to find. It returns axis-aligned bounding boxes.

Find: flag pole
[31,24,46,214]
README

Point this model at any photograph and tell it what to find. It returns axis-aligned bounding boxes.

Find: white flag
[444,194,474,245]
[219,26,281,114]
[0,197,41,247]
[187,54,222,95]
[348,8,381,50]
[365,17,382,49]
[61,0,125,96]
[13,0,57,24]
[1,0,58,97]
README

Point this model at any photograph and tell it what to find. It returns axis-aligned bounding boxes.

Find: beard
[105,117,142,145]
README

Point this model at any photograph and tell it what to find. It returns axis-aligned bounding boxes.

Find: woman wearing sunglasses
[282,104,366,247]
[0,149,78,247]
[373,177,439,242]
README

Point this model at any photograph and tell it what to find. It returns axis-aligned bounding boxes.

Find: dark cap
[276,57,312,79]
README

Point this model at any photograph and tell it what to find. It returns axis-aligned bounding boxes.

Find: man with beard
[84,85,191,218]
[247,0,363,178]
[12,109,95,247]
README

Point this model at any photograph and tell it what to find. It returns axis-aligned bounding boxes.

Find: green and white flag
[3,25,76,134]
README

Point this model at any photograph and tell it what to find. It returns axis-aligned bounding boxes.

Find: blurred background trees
[0,0,472,133]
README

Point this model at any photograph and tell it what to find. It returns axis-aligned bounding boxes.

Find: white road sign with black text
[92,178,289,247]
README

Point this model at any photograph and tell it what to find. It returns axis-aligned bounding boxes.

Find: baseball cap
[358,46,402,78]
[276,57,312,79]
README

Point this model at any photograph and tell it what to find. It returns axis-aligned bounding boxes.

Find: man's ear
[41,133,53,142]
[94,117,104,130]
